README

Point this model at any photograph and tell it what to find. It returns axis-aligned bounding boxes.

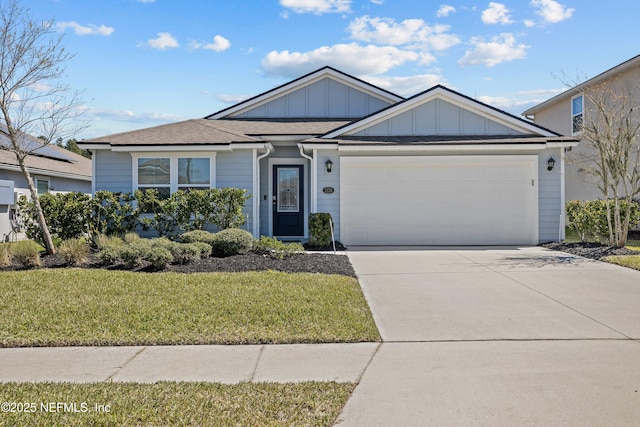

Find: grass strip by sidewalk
[0,269,380,347]
[0,382,354,427]
[601,255,640,271]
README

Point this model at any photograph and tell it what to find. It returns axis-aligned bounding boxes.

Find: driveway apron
[337,247,640,426]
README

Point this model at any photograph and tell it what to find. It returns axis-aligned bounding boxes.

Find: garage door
[340,155,538,245]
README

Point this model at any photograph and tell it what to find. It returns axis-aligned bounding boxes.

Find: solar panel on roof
[0,131,75,163]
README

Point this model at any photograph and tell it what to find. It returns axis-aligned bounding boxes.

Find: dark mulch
[303,241,348,251]
[542,241,640,260]
[1,251,357,277]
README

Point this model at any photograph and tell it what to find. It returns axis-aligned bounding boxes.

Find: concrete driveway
[337,246,640,426]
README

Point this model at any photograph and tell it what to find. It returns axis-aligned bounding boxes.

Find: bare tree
[0,0,85,254]
[567,74,640,247]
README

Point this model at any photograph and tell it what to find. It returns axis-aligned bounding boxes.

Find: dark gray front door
[273,165,304,237]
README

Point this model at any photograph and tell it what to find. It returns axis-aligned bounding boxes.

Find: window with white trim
[134,155,214,197]
[571,94,583,134]
[35,178,50,195]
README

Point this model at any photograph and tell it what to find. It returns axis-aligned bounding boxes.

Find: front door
[273,165,304,237]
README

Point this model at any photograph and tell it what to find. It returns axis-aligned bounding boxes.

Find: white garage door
[340,155,538,245]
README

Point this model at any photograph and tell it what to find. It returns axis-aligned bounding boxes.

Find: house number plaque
[322,187,335,194]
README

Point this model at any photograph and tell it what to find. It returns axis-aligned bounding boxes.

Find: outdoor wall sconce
[547,157,556,171]
[325,159,333,173]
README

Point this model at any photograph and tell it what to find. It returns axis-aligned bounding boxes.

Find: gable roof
[323,84,560,139]
[205,66,404,120]
[523,54,640,116]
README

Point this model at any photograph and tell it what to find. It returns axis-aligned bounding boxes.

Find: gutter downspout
[298,143,316,213]
[254,143,274,238]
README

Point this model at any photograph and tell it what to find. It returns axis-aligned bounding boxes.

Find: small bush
[253,236,304,259]
[92,234,125,251]
[210,228,253,257]
[566,199,640,242]
[170,243,202,264]
[144,246,174,270]
[308,213,333,247]
[118,240,153,269]
[180,230,217,245]
[123,232,140,244]
[10,240,42,268]
[192,241,213,257]
[151,237,177,250]
[58,238,90,266]
[0,244,11,267]
[99,246,121,265]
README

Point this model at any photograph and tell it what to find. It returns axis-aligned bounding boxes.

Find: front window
[138,158,171,198]
[178,158,210,191]
[572,94,583,134]
[35,179,49,195]
[135,156,213,197]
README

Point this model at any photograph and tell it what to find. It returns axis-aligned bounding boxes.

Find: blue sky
[25,0,640,139]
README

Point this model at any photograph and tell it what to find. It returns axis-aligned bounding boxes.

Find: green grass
[0,382,354,426]
[0,269,380,347]
[601,255,640,271]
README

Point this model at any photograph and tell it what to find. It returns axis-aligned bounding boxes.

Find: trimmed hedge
[210,228,253,257]
[308,213,333,247]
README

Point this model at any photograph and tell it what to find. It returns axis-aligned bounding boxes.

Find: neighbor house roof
[0,144,91,180]
[523,54,640,116]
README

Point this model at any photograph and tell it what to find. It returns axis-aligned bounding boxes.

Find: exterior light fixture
[325,159,333,173]
[547,157,556,171]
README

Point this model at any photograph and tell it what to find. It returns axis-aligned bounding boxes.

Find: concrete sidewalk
[0,343,378,383]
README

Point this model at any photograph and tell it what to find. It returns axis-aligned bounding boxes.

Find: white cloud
[190,35,231,52]
[458,33,529,67]
[481,2,514,25]
[262,43,419,77]
[531,0,574,23]
[524,19,536,27]
[279,0,351,15]
[137,0,155,3]
[84,107,184,124]
[145,32,179,50]
[56,21,114,36]
[477,88,566,113]
[364,74,447,97]
[371,0,384,4]
[436,5,456,17]
[348,16,460,51]
[216,94,250,104]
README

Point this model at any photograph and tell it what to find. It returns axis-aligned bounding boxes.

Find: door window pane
[138,158,170,185]
[278,168,299,212]
[178,158,210,185]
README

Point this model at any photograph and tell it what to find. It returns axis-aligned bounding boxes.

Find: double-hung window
[571,94,583,134]
[135,154,214,197]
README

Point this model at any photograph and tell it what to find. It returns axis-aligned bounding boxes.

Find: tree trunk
[16,156,56,255]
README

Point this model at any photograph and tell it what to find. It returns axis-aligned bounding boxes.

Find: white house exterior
[80,67,577,245]
[523,54,640,201]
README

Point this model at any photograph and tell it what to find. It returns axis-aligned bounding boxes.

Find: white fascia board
[77,144,109,150]
[299,143,339,150]
[111,144,233,152]
[0,163,91,181]
[546,141,579,148]
[209,69,402,119]
[259,135,314,142]
[324,87,557,138]
[338,143,547,153]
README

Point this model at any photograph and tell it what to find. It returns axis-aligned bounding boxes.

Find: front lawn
[0,269,380,347]
[601,255,640,271]
[0,382,354,426]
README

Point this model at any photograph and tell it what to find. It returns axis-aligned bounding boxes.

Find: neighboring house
[0,133,92,241]
[523,54,640,201]
[79,67,577,245]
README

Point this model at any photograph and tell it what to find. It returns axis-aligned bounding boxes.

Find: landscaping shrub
[98,246,121,265]
[192,241,213,257]
[308,213,333,247]
[210,228,253,257]
[58,238,90,266]
[253,236,304,259]
[144,246,174,270]
[92,234,125,251]
[10,240,42,268]
[180,230,217,245]
[566,200,640,242]
[89,191,143,236]
[169,243,202,264]
[0,243,11,267]
[123,232,140,244]
[118,240,153,269]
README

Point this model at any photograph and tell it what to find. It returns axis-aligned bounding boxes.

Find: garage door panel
[340,156,538,245]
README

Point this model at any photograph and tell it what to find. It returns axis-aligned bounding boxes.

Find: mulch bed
[542,241,640,260]
[1,251,357,277]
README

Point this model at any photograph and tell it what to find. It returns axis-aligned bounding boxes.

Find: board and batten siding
[216,150,255,234]
[94,150,132,193]
[538,148,563,243]
[354,99,526,136]
[234,77,392,119]
[316,149,340,241]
